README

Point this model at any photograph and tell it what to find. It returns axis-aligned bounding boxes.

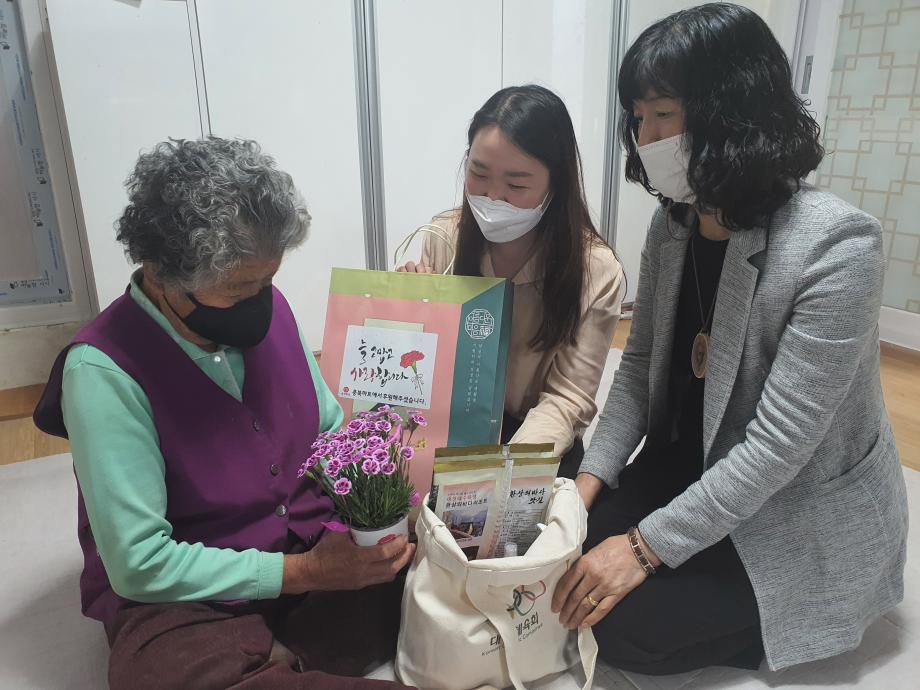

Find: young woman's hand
[396,261,434,273]
[551,535,650,630]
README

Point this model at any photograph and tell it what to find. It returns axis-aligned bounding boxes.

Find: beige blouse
[421,211,623,455]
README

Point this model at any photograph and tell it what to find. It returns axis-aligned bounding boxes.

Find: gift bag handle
[392,224,456,274]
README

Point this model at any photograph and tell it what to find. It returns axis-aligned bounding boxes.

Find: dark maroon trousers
[106,582,410,689]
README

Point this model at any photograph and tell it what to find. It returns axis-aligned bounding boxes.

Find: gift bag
[395,478,598,690]
[319,264,513,497]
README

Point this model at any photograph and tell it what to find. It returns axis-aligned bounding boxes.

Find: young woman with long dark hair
[401,85,624,464]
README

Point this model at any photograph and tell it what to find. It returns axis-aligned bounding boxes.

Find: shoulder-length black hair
[454,84,610,351]
[618,3,824,230]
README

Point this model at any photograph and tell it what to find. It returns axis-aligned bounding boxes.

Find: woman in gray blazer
[552,2,909,675]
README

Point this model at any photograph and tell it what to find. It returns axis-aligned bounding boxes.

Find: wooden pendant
[691,332,709,379]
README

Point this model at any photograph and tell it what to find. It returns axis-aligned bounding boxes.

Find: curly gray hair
[116,137,310,291]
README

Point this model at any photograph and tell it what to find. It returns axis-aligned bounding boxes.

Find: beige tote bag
[396,478,597,690]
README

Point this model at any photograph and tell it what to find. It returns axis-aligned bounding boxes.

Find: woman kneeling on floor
[34,138,413,689]
[553,3,909,676]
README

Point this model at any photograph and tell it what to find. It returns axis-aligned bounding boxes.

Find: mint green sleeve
[61,345,284,604]
[297,329,344,434]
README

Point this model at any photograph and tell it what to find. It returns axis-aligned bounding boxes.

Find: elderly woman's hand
[551,535,650,630]
[282,531,415,594]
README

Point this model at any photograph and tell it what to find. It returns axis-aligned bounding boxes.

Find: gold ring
[586,594,600,607]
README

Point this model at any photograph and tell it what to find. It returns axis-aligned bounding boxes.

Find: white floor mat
[2,347,916,688]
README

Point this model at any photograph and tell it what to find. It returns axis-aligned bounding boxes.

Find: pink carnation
[400,446,415,460]
[334,478,352,496]
[382,462,397,476]
[362,459,381,475]
[410,491,421,507]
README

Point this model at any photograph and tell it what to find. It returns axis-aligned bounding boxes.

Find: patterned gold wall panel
[817,0,920,313]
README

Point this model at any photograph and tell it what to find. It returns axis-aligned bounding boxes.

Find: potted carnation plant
[299,406,426,545]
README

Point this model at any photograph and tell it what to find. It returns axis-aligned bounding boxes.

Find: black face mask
[172,286,274,348]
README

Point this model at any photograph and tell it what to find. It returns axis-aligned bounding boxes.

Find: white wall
[766,0,803,58]
[0,323,79,389]
[375,0,503,267]
[40,0,805,341]
[376,0,616,268]
[195,0,368,347]
[503,0,614,228]
[45,0,203,312]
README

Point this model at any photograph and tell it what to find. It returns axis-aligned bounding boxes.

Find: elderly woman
[34,138,412,689]
[552,3,909,677]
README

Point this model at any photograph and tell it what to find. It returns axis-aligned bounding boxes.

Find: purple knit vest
[34,286,333,627]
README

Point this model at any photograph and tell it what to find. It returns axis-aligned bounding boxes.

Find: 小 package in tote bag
[396,478,597,690]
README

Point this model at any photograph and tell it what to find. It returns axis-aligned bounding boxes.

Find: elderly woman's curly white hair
[116,137,310,291]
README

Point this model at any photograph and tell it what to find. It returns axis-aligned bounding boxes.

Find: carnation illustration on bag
[400,350,426,395]
[298,406,426,545]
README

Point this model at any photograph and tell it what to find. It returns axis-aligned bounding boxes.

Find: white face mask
[637,132,695,204]
[466,193,549,243]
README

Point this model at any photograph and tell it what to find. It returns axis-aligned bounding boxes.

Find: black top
[648,228,729,470]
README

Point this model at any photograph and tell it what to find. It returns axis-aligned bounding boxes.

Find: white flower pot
[350,513,409,547]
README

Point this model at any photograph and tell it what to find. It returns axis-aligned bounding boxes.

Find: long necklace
[689,233,718,379]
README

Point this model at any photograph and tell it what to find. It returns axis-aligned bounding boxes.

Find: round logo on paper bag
[465,309,495,340]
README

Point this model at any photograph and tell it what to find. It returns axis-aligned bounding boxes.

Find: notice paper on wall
[0,2,70,306]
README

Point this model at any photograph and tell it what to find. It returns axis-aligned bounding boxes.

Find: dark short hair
[116,137,309,290]
[454,85,613,351]
[618,3,824,230]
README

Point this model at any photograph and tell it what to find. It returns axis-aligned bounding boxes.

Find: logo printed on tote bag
[506,581,547,642]
[465,309,495,340]
[506,581,546,618]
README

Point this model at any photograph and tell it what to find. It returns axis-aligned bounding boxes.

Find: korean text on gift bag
[319,268,513,497]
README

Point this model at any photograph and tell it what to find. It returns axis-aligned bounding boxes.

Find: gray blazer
[581,186,909,670]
